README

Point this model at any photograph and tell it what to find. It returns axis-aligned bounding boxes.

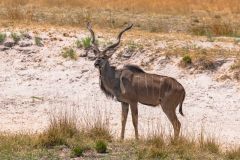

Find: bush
[11,33,21,44]
[0,33,7,43]
[95,140,107,153]
[81,37,92,49]
[182,55,192,64]
[34,36,43,46]
[76,37,94,49]
[62,47,77,60]
[71,146,84,157]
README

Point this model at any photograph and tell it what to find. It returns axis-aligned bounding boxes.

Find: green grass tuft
[71,146,84,157]
[11,32,21,44]
[76,37,94,49]
[81,37,92,49]
[34,36,43,46]
[95,140,107,153]
[182,55,192,64]
[0,33,6,43]
[62,47,77,60]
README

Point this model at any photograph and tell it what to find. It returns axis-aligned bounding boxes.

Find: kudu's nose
[94,60,100,68]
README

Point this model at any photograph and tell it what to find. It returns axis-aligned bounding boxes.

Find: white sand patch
[0,29,239,148]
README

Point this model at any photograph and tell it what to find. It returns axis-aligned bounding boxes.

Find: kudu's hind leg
[121,102,129,140]
[161,101,181,139]
[130,103,139,140]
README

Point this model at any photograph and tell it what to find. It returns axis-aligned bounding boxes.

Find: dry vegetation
[0,0,240,36]
[0,1,239,159]
[0,111,239,159]
[1,0,240,13]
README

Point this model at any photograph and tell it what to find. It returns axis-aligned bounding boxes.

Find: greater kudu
[87,23,186,139]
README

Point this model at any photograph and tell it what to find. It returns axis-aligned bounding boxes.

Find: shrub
[62,47,77,60]
[182,55,192,64]
[76,37,94,49]
[34,36,43,46]
[95,140,107,153]
[11,33,21,44]
[81,37,92,49]
[71,146,84,157]
[0,33,7,43]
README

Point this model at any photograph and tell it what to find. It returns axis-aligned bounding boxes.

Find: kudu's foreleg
[130,103,139,140]
[121,102,129,140]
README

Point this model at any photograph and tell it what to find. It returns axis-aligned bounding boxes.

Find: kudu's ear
[102,24,133,58]
[86,22,100,56]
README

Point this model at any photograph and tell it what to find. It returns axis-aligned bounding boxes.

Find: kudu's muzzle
[94,59,100,68]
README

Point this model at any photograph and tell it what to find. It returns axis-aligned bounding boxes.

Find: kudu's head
[86,23,133,69]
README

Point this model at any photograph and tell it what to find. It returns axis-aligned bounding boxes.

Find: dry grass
[137,132,225,159]
[0,110,239,159]
[38,111,79,147]
[0,109,112,159]
[61,47,78,60]
[165,47,235,70]
[231,59,240,70]
[230,59,240,81]
[1,0,240,14]
[225,147,240,160]
[190,19,240,37]
[0,0,240,36]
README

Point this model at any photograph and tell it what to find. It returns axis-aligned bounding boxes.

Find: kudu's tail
[179,90,185,116]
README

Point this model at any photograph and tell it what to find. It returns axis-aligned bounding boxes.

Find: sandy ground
[0,27,239,148]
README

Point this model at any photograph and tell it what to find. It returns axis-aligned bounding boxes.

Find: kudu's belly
[131,75,163,107]
[137,91,161,107]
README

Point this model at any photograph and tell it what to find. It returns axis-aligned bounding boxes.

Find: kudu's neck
[98,60,119,98]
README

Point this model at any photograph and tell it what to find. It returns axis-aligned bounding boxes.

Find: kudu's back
[120,68,185,110]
